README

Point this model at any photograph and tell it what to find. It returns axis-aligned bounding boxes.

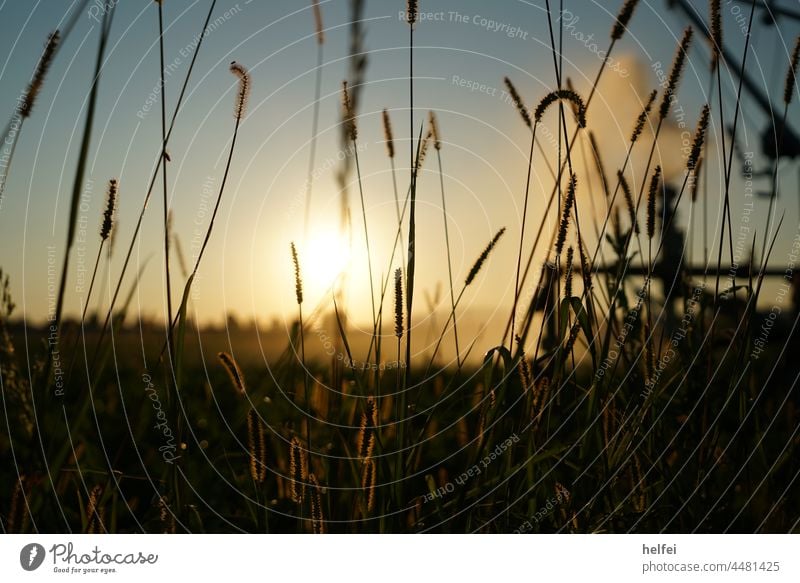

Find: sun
[299,226,351,297]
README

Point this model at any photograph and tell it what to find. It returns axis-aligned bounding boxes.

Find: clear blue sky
[1,0,798,329]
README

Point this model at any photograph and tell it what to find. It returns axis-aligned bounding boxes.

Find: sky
[1,0,799,335]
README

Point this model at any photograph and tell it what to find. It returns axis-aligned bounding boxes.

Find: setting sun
[299,226,351,298]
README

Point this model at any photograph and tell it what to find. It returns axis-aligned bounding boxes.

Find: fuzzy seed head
[535,89,587,128]
[418,130,433,167]
[218,351,246,395]
[659,27,693,120]
[784,36,800,106]
[100,179,117,241]
[394,268,404,338]
[617,170,639,235]
[516,336,533,392]
[631,89,658,144]
[20,31,60,118]
[465,228,506,286]
[687,104,710,172]
[612,0,639,40]
[382,109,395,158]
[342,81,358,141]
[247,409,267,483]
[86,485,102,523]
[357,397,377,459]
[309,473,324,533]
[504,77,532,128]
[361,458,376,512]
[710,0,722,69]
[312,0,325,45]
[647,166,662,240]
[230,61,250,120]
[291,242,303,305]
[407,0,418,26]
[289,436,307,504]
[429,110,441,150]
[555,174,578,256]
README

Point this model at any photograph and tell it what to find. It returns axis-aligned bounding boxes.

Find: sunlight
[300,226,351,298]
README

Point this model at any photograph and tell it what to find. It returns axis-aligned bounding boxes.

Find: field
[1,0,800,533]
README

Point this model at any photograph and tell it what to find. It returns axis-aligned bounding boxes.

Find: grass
[1,0,800,534]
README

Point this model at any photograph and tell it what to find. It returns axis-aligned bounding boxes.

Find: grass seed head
[312,0,325,45]
[647,165,662,240]
[247,408,267,483]
[535,89,586,128]
[784,36,800,106]
[618,170,639,235]
[710,0,722,70]
[659,27,693,120]
[687,104,710,172]
[289,436,308,504]
[309,474,325,533]
[504,77,532,128]
[218,351,246,395]
[555,174,578,256]
[357,396,377,459]
[342,81,358,141]
[382,109,395,158]
[361,458,376,512]
[465,228,506,286]
[394,268,404,338]
[230,61,251,120]
[631,89,657,144]
[291,242,303,305]
[407,0,418,26]
[20,31,60,118]
[100,179,117,241]
[612,0,639,41]
[429,110,442,150]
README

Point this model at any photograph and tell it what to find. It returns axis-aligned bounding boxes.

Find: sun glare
[300,227,351,297]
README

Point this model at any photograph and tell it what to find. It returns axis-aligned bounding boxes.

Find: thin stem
[400,22,416,515]
[510,124,537,349]
[390,156,406,268]
[352,140,377,329]
[436,147,460,366]
[42,3,114,389]
[761,104,789,261]
[303,42,324,241]
[715,0,756,306]
[157,0,174,364]
[90,0,219,366]
[503,33,619,344]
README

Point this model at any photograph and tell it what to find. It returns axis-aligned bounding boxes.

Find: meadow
[1,0,800,533]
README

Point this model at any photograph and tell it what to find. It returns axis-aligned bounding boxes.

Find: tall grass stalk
[504,77,536,351]
[42,3,115,390]
[714,0,755,305]
[0,28,62,210]
[89,0,220,371]
[290,241,312,518]
[383,109,405,268]
[760,36,799,260]
[304,0,326,241]
[503,0,641,341]
[404,4,418,449]
[429,111,460,366]
[156,0,175,364]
